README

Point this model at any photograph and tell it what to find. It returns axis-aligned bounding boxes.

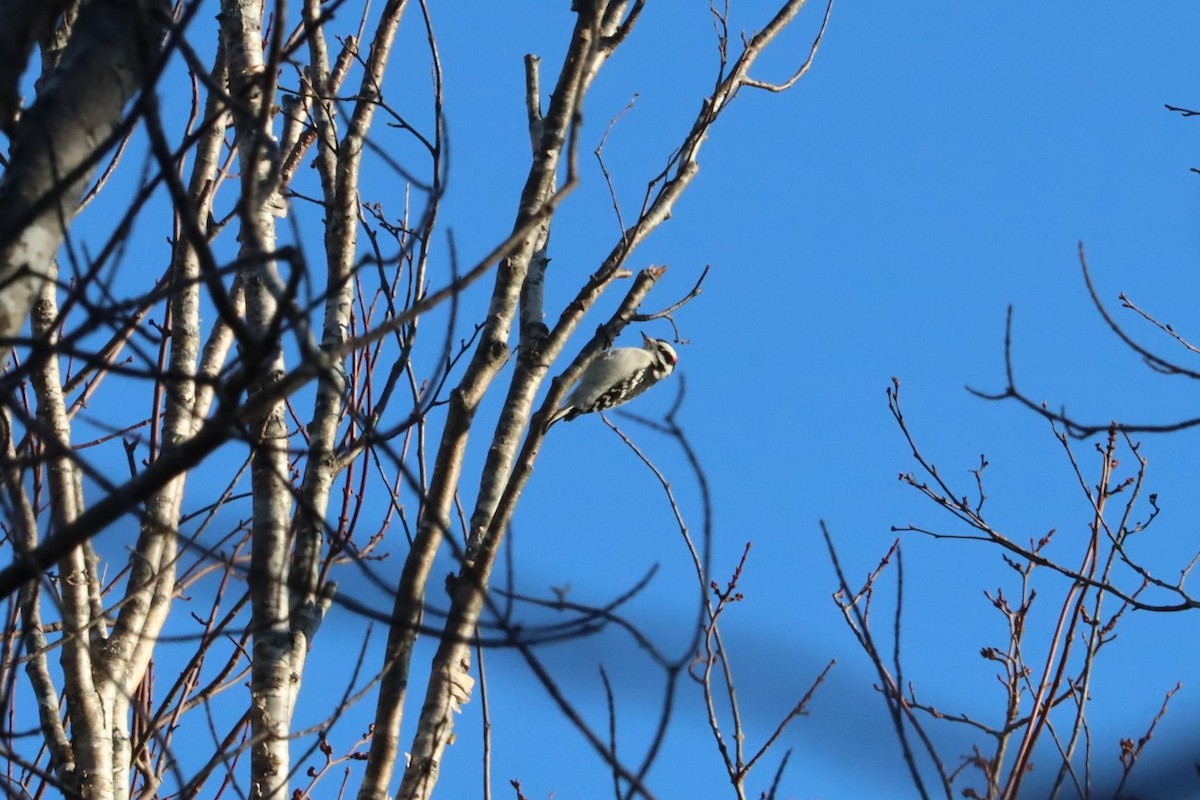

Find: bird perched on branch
[545,333,678,429]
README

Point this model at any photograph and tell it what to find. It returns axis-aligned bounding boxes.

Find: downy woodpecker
[545,333,678,428]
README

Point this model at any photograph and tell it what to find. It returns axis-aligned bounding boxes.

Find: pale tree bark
[30,261,107,798]
[219,0,296,795]
[92,49,234,800]
[0,0,167,359]
[287,0,411,718]
[1,406,74,786]
[0,9,237,797]
[355,4,612,796]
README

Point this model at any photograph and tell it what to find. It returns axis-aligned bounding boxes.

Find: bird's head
[641,332,678,372]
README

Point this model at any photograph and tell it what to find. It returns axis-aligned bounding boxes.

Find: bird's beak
[640,331,652,345]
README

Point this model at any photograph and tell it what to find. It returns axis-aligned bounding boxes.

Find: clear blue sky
[60,2,1200,797]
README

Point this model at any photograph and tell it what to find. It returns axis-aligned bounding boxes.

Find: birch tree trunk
[0,0,166,359]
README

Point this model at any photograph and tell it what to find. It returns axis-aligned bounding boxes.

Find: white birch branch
[355,6,608,796]
[403,2,832,794]
[220,1,295,797]
[30,262,113,799]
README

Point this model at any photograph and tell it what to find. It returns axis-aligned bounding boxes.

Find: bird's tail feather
[543,406,570,431]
